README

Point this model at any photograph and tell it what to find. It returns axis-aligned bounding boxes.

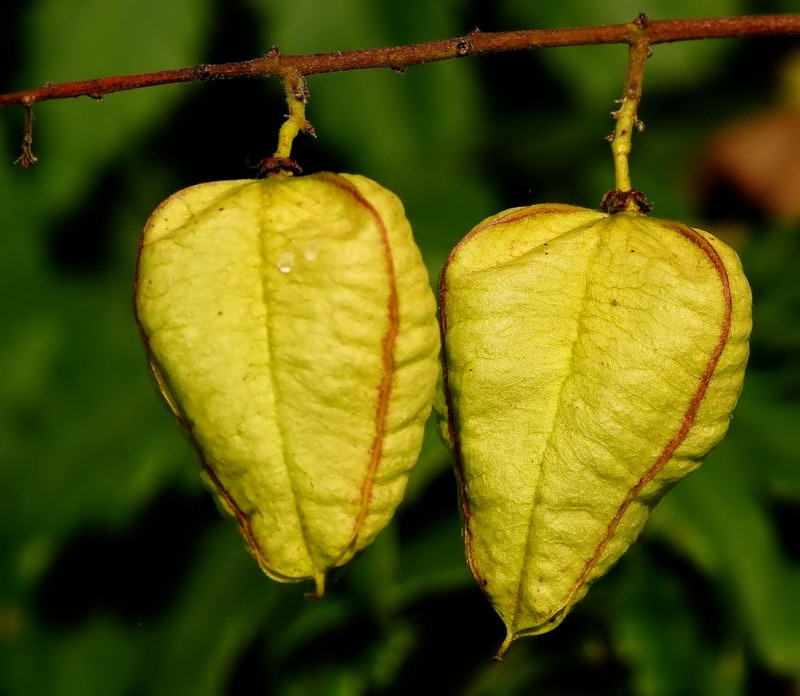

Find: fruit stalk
[609,17,651,207]
[274,69,309,161]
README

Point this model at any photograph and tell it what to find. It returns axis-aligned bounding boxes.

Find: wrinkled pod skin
[436,204,751,653]
[135,172,440,596]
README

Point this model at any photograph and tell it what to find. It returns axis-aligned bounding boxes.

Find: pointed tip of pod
[493,631,514,661]
[304,572,326,600]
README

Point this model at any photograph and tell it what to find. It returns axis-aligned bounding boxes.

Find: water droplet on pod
[276,251,294,274]
[303,242,319,262]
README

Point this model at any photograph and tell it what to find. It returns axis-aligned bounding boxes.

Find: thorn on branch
[14,105,38,168]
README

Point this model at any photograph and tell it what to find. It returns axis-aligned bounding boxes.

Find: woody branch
[2,15,798,109]
[1,14,799,167]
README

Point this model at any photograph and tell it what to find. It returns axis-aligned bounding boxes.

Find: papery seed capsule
[135,172,440,596]
[436,204,751,653]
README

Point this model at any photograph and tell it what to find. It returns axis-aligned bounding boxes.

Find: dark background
[1,1,799,694]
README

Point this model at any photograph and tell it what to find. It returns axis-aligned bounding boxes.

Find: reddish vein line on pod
[553,221,734,622]
[438,204,588,591]
[317,174,399,558]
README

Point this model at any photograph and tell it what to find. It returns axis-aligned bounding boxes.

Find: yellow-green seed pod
[436,204,751,655]
[135,172,440,597]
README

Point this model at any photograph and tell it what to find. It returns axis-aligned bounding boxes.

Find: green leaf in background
[0,0,215,692]
[500,0,744,106]
[611,547,747,696]
[649,420,800,674]
[0,0,215,579]
[20,0,213,219]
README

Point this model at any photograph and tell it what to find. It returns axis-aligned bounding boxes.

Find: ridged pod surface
[436,204,751,651]
[135,172,439,595]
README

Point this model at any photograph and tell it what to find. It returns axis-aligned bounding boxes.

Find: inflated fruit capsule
[135,172,440,597]
[436,203,751,654]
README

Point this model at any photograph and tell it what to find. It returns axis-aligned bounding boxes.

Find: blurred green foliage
[1,1,799,694]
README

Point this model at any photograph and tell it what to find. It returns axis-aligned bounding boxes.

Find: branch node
[195,64,213,81]
[455,40,473,57]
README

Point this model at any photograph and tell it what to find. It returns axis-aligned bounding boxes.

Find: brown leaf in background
[698,51,800,222]
[699,108,800,222]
